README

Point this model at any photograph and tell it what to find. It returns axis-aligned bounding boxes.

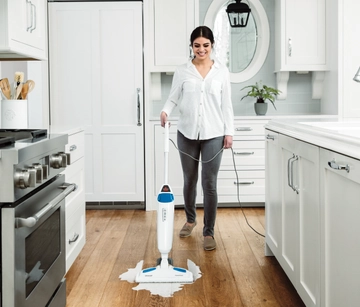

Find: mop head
[135,264,193,283]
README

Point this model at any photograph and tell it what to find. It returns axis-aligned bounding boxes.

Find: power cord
[169,138,265,237]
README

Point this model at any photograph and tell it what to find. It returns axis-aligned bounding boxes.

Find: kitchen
[0,0,359,306]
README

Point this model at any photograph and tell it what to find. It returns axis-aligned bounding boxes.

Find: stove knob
[50,153,67,169]
[42,164,49,179]
[14,169,36,189]
[32,163,44,183]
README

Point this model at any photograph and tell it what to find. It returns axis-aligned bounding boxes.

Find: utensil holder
[1,100,28,129]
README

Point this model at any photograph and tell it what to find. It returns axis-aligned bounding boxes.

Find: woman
[160,26,234,251]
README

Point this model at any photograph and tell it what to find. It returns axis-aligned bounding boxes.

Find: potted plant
[240,82,281,115]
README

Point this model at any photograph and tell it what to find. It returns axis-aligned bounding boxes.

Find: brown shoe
[204,236,216,251]
[179,221,197,237]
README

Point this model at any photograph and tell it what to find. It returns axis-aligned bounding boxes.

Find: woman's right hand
[160,111,168,127]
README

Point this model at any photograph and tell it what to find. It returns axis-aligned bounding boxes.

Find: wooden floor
[65,207,305,307]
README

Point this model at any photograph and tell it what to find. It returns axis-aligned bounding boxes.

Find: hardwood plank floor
[65,208,305,307]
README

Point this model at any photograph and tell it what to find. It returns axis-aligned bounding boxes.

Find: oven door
[1,174,76,307]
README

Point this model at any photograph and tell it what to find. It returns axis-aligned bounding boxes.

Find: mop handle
[164,122,170,184]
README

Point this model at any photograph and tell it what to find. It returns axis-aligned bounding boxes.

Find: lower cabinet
[154,120,267,206]
[266,129,360,307]
[319,149,360,307]
[266,129,320,307]
[62,129,86,273]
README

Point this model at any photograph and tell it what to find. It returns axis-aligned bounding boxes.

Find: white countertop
[265,118,360,160]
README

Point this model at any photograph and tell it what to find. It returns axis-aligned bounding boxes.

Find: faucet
[353,66,360,82]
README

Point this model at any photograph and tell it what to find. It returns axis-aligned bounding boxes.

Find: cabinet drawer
[217,170,265,196]
[66,131,84,165]
[64,158,85,219]
[221,141,265,169]
[65,204,86,272]
[234,123,266,136]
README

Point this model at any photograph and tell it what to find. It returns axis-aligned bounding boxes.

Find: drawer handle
[69,233,80,244]
[234,181,254,185]
[233,151,254,155]
[70,145,77,152]
[328,160,350,173]
[266,134,275,140]
[235,127,252,131]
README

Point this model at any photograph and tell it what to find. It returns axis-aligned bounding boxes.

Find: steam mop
[135,122,194,283]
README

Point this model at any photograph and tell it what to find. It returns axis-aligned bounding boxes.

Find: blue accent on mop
[173,267,187,273]
[157,193,174,203]
[143,267,156,273]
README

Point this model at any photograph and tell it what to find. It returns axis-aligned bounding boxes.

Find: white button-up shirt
[161,59,234,140]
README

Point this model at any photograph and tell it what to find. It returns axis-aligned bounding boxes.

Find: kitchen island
[264,118,360,307]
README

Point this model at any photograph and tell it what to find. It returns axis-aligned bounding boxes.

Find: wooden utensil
[26,80,35,94]
[0,78,11,99]
[21,82,29,100]
[16,83,23,100]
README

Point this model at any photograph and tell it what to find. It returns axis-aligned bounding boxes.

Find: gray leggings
[177,131,224,237]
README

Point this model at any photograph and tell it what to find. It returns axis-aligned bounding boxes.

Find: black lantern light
[226,0,251,28]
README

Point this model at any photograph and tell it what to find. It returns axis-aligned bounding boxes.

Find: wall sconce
[353,66,360,82]
[226,0,251,28]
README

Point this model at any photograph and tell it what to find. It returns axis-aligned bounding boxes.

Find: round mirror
[204,0,270,83]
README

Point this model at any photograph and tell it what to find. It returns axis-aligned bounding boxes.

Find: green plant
[240,82,281,110]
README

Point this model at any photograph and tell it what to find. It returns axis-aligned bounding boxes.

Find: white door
[48,2,144,202]
[279,135,320,307]
[284,0,326,66]
[320,149,360,307]
[265,130,281,258]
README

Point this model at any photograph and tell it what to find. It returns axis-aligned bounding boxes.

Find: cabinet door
[8,0,46,57]
[151,0,198,71]
[279,134,320,307]
[49,2,144,202]
[265,130,281,257]
[276,0,326,70]
[320,149,360,307]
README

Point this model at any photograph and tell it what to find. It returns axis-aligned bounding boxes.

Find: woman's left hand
[223,135,233,149]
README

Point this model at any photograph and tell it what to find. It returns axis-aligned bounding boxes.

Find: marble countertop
[265,118,360,160]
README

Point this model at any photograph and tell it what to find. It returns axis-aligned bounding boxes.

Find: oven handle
[15,183,77,229]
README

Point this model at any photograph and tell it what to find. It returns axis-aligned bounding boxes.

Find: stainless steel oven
[0,129,75,307]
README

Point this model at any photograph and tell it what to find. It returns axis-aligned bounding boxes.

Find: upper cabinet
[0,0,47,60]
[274,0,327,99]
[149,0,199,72]
[275,0,326,72]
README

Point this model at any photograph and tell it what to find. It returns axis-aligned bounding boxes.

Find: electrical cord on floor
[169,139,265,238]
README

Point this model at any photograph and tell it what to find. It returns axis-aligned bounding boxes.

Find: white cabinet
[217,121,267,203]
[264,130,281,257]
[153,120,267,207]
[62,129,85,273]
[274,0,327,99]
[278,134,320,307]
[274,0,326,71]
[319,149,360,307]
[0,0,47,60]
[48,2,144,202]
[149,0,199,72]
[266,132,320,307]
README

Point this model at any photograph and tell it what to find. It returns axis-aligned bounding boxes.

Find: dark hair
[190,26,214,46]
